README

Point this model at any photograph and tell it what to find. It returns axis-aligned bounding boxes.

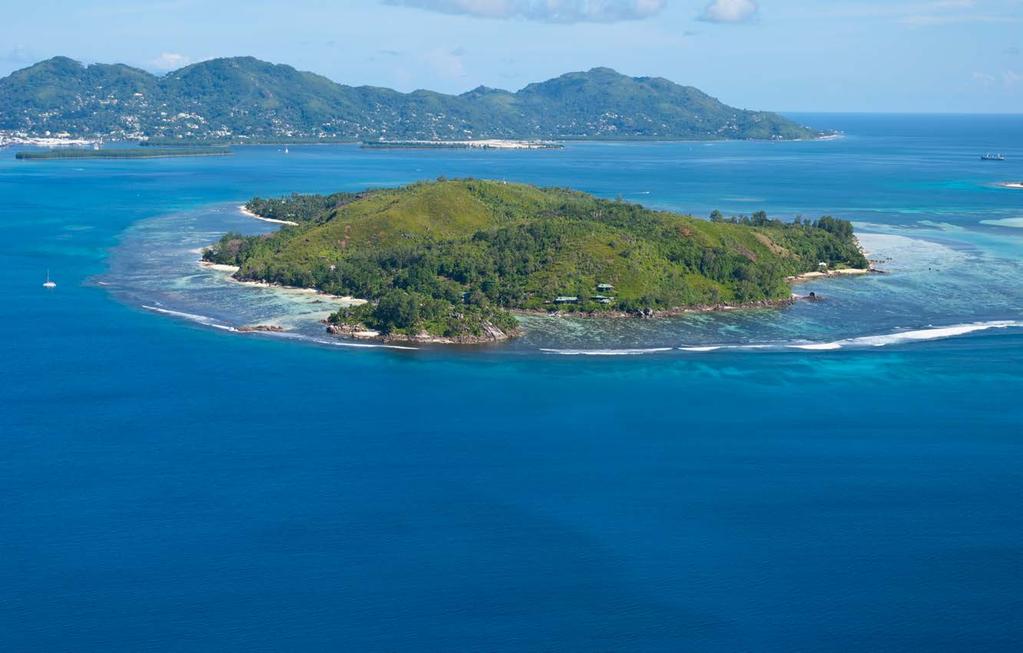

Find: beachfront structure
[597,283,615,292]
[554,296,579,304]
[591,295,615,304]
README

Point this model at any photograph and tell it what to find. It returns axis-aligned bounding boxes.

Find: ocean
[2,114,1022,651]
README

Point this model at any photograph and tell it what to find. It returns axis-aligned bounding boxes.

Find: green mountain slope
[0,57,821,141]
[204,180,867,341]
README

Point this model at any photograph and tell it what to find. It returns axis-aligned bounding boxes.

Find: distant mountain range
[0,56,822,142]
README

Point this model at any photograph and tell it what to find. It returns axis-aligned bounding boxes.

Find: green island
[203,179,868,344]
[15,147,231,160]
[2,57,822,142]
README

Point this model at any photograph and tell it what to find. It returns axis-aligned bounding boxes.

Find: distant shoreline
[361,139,563,150]
[15,147,231,160]
[3,134,849,150]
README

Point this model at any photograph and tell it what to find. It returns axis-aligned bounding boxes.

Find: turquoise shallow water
[2,114,1023,651]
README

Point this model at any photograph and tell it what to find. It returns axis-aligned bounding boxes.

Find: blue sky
[1,0,1020,112]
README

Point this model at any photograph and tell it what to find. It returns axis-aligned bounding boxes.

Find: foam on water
[142,303,421,349]
[142,305,220,325]
[675,321,1023,353]
[540,347,675,356]
[793,320,1023,350]
[788,342,843,351]
[326,340,420,351]
[980,217,1023,229]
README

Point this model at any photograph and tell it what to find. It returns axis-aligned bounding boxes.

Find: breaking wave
[142,305,219,325]
[540,347,675,356]
[324,339,420,351]
[678,321,1023,353]
[786,321,1023,350]
[142,305,420,350]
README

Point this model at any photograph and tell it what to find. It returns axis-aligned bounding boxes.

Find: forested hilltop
[0,57,820,142]
[204,180,867,342]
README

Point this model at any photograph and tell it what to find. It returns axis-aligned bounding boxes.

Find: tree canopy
[204,179,867,337]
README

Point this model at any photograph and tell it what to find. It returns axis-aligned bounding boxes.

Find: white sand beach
[199,261,240,273]
[238,204,298,226]
[198,259,366,306]
[787,267,871,282]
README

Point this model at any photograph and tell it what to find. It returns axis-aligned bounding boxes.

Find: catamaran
[42,270,56,289]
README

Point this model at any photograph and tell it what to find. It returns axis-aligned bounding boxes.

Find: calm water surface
[2,114,1022,651]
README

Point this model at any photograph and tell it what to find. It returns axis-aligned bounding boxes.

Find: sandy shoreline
[786,267,873,282]
[362,139,561,150]
[198,260,366,305]
[238,204,298,226]
[200,262,240,273]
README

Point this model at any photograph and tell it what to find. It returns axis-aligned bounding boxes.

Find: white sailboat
[42,270,56,289]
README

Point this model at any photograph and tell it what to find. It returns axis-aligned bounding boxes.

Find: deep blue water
[2,115,1023,651]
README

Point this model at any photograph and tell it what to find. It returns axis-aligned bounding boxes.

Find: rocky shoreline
[513,297,800,321]
[326,321,519,345]
[237,324,286,333]
[321,296,824,345]
[202,255,872,347]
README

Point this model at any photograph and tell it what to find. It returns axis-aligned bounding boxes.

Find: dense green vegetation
[1,57,822,142]
[15,147,231,159]
[204,180,866,339]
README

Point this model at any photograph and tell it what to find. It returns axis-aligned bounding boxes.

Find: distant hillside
[0,57,821,141]
[203,180,866,342]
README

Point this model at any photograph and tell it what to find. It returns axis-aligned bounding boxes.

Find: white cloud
[972,70,1022,89]
[972,71,996,86]
[1,45,35,64]
[902,13,1013,26]
[150,52,191,71]
[897,0,1018,26]
[381,0,666,23]
[698,0,758,23]
[424,47,467,79]
[929,0,977,8]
